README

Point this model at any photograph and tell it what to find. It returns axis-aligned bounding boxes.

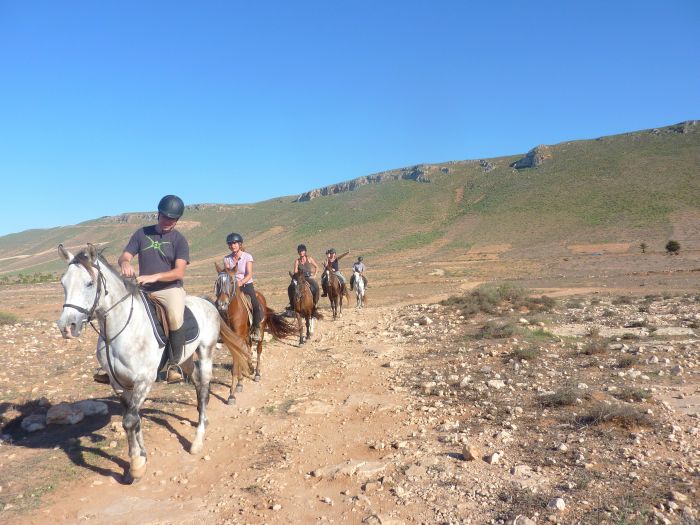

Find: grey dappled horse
[56,244,251,483]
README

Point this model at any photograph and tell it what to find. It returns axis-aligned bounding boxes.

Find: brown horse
[214,263,296,404]
[323,261,350,320]
[289,269,323,345]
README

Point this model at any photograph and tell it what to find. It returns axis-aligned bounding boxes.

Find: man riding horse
[350,255,368,291]
[116,194,189,383]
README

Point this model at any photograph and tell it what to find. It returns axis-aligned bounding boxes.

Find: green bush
[665,240,680,255]
[0,311,18,325]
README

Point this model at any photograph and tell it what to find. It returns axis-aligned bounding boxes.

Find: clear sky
[0,1,698,237]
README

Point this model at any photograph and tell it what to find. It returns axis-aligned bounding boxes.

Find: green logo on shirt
[144,235,171,256]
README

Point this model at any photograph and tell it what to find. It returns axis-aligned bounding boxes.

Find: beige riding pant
[149,286,186,330]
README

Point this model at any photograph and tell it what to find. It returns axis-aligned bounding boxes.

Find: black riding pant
[241,283,262,327]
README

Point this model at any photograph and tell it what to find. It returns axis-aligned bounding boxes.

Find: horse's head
[289,269,308,304]
[57,244,104,339]
[214,262,236,312]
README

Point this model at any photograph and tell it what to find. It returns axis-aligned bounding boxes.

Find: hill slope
[1,120,698,279]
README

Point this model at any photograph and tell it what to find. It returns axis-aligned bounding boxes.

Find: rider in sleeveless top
[287,244,319,309]
[223,233,263,342]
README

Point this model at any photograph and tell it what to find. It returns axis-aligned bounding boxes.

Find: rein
[65,259,137,390]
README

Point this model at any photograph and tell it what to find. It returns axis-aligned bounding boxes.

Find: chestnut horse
[323,260,349,320]
[214,263,296,404]
[289,269,323,345]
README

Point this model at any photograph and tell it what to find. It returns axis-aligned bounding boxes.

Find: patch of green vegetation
[0,311,18,325]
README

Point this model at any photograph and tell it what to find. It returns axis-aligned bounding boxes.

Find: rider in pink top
[223,233,262,342]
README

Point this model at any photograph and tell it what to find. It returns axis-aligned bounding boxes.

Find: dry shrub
[582,339,607,355]
[615,355,639,368]
[539,386,586,407]
[0,311,18,325]
[612,387,651,403]
[512,347,539,361]
[575,402,653,428]
[478,320,517,339]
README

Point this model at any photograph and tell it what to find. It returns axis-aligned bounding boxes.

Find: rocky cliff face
[295,165,433,202]
[510,144,552,170]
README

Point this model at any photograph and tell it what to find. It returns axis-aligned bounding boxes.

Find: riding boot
[166,327,186,383]
[93,367,110,384]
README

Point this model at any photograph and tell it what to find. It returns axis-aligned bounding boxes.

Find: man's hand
[120,261,135,278]
[137,274,159,285]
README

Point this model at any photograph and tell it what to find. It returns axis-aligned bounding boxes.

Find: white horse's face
[215,271,234,311]
[56,245,99,339]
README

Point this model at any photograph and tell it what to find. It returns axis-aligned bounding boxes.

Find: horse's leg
[254,338,263,382]
[305,315,311,340]
[190,348,213,455]
[296,312,304,345]
[121,384,151,482]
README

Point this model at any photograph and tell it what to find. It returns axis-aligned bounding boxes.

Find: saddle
[140,291,200,348]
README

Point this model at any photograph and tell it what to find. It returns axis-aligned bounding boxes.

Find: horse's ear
[87,244,98,263]
[215,261,223,273]
[58,244,73,262]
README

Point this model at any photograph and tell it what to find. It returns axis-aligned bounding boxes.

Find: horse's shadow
[1,396,203,484]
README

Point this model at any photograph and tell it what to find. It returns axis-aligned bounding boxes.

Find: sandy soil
[1,249,699,524]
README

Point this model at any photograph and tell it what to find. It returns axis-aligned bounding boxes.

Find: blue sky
[0,1,698,237]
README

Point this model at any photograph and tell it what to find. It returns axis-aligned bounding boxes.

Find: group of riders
[95,194,367,384]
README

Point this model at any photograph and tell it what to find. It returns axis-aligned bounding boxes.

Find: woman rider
[287,244,320,308]
[223,233,263,342]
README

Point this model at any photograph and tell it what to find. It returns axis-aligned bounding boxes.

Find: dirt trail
[12,304,412,525]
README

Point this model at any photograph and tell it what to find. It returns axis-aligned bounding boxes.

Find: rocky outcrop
[295,165,433,202]
[510,145,552,170]
[479,160,496,173]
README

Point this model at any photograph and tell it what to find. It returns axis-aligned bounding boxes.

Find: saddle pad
[140,291,200,348]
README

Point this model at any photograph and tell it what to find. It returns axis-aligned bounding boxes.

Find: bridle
[215,270,237,311]
[63,257,136,390]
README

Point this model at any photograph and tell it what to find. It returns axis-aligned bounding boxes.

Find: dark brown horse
[289,269,323,345]
[323,261,350,320]
[215,263,296,404]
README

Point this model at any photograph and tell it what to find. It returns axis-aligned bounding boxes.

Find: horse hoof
[235,384,243,393]
[227,396,236,405]
[254,374,261,382]
[129,456,147,480]
[190,441,203,455]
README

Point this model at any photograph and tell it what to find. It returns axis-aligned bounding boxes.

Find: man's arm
[137,259,187,286]
[118,251,136,278]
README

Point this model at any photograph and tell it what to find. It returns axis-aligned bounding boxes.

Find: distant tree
[665,240,680,255]
[639,242,647,254]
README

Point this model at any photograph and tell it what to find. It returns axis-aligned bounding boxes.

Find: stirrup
[159,364,185,384]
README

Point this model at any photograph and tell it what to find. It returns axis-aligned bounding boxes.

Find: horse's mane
[72,248,139,296]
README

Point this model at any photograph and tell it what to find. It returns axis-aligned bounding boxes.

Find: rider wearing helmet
[350,256,367,290]
[223,233,263,342]
[321,248,346,296]
[288,244,319,308]
[118,194,189,383]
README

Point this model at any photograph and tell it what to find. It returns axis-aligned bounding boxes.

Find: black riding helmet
[227,232,243,244]
[358,256,363,261]
[297,244,307,253]
[328,248,336,255]
[158,195,185,219]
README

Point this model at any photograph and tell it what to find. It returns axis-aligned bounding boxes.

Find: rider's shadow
[1,396,202,483]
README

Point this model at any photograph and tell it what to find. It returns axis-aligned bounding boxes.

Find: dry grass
[575,402,654,428]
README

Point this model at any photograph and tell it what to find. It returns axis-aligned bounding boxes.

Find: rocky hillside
[1,120,699,279]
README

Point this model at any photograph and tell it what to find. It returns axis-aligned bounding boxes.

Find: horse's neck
[96,270,148,338]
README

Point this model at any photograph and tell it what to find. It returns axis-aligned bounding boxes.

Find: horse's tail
[264,306,297,339]
[219,319,254,377]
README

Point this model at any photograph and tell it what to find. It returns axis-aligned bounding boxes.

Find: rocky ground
[0,280,699,524]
